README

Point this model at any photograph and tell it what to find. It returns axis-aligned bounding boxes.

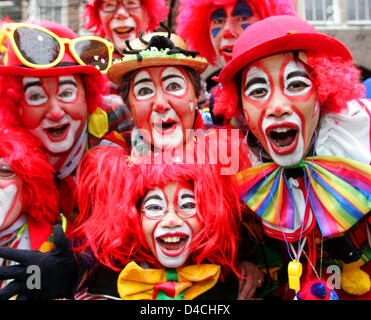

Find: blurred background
[0,0,370,80]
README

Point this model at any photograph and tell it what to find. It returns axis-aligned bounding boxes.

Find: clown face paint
[241,52,320,166]
[128,66,197,150]
[209,1,257,64]
[0,160,22,231]
[20,75,88,155]
[141,182,200,268]
[99,0,149,51]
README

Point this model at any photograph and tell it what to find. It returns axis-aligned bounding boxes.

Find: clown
[214,15,371,299]
[176,0,296,93]
[0,124,59,288]
[0,20,124,222]
[107,31,252,174]
[83,0,169,55]
[68,146,263,300]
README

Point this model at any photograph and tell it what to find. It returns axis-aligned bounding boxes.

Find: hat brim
[218,32,352,83]
[0,65,101,77]
[108,56,208,85]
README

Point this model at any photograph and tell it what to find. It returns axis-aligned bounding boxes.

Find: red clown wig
[75,146,242,277]
[213,15,365,119]
[176,0,297,65]
[0,20,106,125]
[0,74,105,125]
[83,0,169,38]
[0,124,59,224]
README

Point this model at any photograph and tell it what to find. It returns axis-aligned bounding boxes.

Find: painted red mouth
[43,123,70,142]
[153,119,178,135]
[266,123,299,155]
[113,27,135,39]
[156,232,189,256]
[219,46,233,61]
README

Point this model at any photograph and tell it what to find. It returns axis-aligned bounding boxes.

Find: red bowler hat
[0,20,101,77]
[217,15,353,84]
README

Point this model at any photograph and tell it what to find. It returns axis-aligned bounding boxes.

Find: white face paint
[153,222,193,268]
[241,53,319,167]
[130,67,194,150]
[262,111,304,166]
[141,183,199,268]
[28,114,82,154]
[0,183,21,229]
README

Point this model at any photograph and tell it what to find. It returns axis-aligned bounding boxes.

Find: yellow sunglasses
[0,23,114,73]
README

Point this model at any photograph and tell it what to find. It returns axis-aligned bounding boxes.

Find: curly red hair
[74,146,242,277]
[0,124,59,224]
[0,74,105,125]
[176,0,297,65]
[83,0,169,38]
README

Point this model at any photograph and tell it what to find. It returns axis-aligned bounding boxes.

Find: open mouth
[114,27,135,38]
[44,123,70,142]
[153,120,178,135]
[220,46,233,60]
[266,124,299,155]
[156,234,189,257]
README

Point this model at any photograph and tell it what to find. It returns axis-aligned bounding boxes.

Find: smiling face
[209,1,257,65]
[128,66,197,150]
[19,75,88,155]
[241,52,320,166]
[140,182,200,268]
[99,0,149,51]
[0,160,23,231]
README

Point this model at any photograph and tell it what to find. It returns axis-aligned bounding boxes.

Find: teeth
[271,127,291,133]
[160,236,183,243]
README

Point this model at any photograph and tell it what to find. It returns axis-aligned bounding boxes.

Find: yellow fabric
[88,107,108,138]
[117,261,220,300]
[341,267,371,295]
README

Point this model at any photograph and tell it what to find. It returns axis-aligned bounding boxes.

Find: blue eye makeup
[210,8,226,21]
[233,1,253,17]
[211,27,221,38]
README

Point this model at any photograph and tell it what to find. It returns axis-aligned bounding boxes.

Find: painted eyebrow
[286,71,310,80]
[211,8,226,20]
[23,81,41,92]
[181,193,195,200]
[59,79,77,87]
[162,74,185,82]
[143,194,163,204]
[133,77,153,87]
[244,77,267,91]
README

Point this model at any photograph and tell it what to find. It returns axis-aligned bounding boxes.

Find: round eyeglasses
[141,204,197,220]
[100,0,141,13]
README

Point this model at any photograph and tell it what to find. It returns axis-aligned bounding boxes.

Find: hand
[237,261,264,300]
[0,224,80,300]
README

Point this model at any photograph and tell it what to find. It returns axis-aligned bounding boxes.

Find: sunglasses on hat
[0,23,114,73]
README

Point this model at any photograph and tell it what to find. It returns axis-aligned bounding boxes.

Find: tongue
[271,130,296,147]
[159,239,184,251]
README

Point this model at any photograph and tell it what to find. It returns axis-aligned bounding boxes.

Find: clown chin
[152,125,184,151]
[153,224,192,269]
[262,113,305,167]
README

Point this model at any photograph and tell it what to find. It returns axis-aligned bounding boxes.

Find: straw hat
[107,32,208,85]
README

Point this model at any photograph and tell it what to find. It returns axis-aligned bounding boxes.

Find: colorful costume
[214,15,371,299]
[0,20,125,223]
[72,147,243,300]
